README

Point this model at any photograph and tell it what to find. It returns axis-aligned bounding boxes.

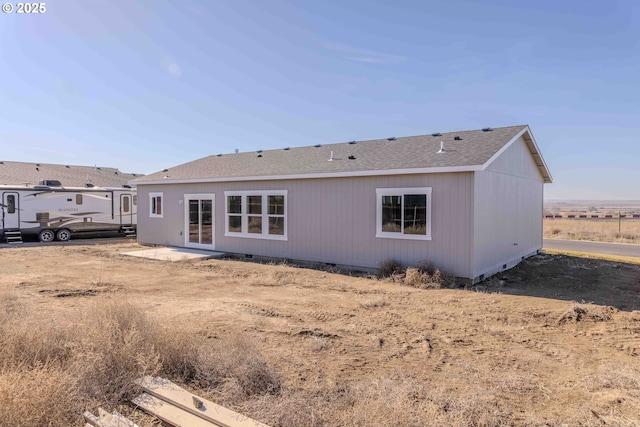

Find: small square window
[150,192,163,218]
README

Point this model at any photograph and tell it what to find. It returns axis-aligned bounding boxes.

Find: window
[268,195,285,235]
[122,196,130,213]
[376,187,431,240]
[76,194,83,205]
[149,192,163,218]
[7,195,15,214]
[227,195,242,232]
[248,195,262,234]
[133,195,137,206]
[224,190,287,240]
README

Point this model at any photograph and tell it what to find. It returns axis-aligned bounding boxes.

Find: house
[131,125,552,282]
[0,160,141,188]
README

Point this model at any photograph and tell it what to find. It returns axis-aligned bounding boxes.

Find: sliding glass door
[184,194,215,249]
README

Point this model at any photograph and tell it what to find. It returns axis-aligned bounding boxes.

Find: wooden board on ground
[98,408,139,427]
[135,376,269,427]
[84,408,139,427]
[132,393,220,427]
[84,411,109,427]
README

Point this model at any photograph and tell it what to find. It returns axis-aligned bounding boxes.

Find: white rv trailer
[1,180,137,243]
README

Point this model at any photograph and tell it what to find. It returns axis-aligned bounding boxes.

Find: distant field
[544,218,640,244]
[545,199,640,217]
[544,200,640,244]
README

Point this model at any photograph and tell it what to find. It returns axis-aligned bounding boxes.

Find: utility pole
[619,211,621,232]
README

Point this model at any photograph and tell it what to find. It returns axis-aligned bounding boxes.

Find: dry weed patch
[245,377,518,427]
[0,295,278,427]
[379,259,451,289]
[544,218,640,243]
[0,365,81,427]
[404,267,445,289]
[2,243,640,426]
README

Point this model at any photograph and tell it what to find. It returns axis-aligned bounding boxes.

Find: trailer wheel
[38,229,55,242]
[55,229,71,242]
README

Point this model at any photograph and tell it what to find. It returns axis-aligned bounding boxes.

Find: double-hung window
[224,190,287,240]
[376,187,431,240]
[149,192,163,218]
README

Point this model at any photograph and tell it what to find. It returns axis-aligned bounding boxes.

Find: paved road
[543,238,640,258]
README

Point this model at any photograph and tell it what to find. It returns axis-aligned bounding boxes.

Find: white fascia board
[480,126,553,183]
[133,165,483,186]
[522,127,553,183]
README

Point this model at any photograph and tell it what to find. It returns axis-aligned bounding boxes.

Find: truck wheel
[56,229,71,242]
[38,229,55,242]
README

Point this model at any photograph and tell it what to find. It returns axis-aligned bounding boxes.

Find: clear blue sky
[1,0,638,199]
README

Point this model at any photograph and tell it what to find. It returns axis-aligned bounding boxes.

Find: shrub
[415,260,437,275]
[404,267,445,289]
[378,259,403,278]
[403,260,450,289]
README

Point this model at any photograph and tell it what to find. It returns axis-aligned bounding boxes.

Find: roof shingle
[0,161,142,188]
[135,125,540,183]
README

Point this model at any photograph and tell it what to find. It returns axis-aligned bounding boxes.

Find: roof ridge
[212,125,529,156]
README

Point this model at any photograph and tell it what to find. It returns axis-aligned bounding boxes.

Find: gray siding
[137,172,476,277]
[472,136,545,279]
[485,135,545,180]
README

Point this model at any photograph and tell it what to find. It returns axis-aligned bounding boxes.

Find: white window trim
[376,187,432,240]
[149,192,164,218]
[224,190,288,241]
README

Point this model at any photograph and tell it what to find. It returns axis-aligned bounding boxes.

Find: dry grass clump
[245,377,515,427]
[0,364,81,427]
[0,297,160,425]
[194,336,281,401]
[0,294,278,427]
[592,363,640,397]
[249,270,294,287]
[557,303,619,324]
[378,258,404,278]
[404,267,444,289]
[379,259,450,289]
[359,297,389,309]
[405,261,449,289]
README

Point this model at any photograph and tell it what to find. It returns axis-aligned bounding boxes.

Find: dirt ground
[1,241,639,425]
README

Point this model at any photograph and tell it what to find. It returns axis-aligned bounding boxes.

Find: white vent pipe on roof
[329,150,334,161]
[437,141,446,153]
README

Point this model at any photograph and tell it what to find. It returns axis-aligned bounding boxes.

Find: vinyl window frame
[376,187,432,240]
[149,192,164,218]
[224,190,287,241]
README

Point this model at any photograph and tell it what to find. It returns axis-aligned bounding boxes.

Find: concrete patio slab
[122,247,224,261]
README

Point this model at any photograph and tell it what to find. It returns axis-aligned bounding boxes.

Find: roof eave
[133,165,484,186]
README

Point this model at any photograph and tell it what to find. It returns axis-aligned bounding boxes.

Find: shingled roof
[0,161,142,188]
[134,125,552,184]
